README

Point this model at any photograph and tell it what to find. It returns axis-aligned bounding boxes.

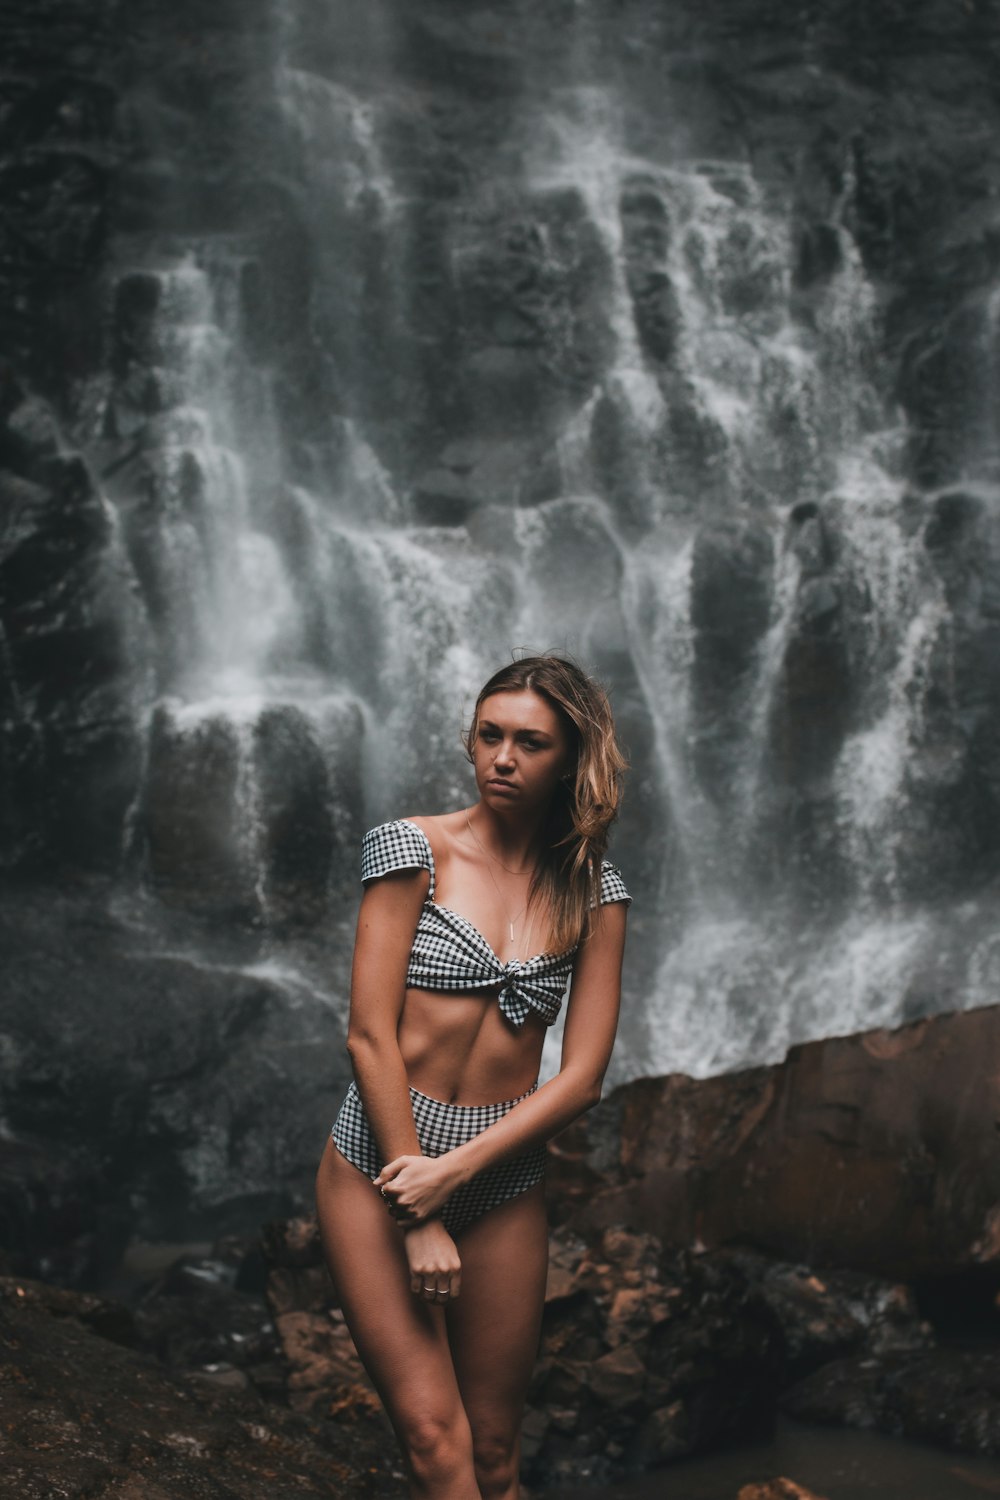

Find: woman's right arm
[346,867,463,1300]
[346,867,429,1162]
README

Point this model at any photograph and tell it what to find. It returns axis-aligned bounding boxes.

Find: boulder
[718,1250,932,1382]
[549,1004,1000,1281]
[781,1346,1000,1459]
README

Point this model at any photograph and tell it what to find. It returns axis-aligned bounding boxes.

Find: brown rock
[274,1307,375,1412]
[586,1341,648,1405]
[525,1225,783,1485]
[550,1006,1000,1278]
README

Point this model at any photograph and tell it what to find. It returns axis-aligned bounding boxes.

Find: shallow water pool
[547,1417,1000,1500]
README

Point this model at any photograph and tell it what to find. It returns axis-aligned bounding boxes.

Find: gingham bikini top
[362,819,631,1030]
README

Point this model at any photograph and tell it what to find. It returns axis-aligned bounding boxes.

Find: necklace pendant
[509,920,515,942]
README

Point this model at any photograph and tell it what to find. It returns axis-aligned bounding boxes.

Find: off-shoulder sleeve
[599,860,631,906]
[361,820,435,898]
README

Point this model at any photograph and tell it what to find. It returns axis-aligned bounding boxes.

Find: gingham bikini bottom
[330,1080,546,1235]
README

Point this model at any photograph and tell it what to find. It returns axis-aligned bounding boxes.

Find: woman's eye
[479,730,500,743]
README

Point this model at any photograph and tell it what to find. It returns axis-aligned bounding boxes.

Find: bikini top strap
[361,819,436,899]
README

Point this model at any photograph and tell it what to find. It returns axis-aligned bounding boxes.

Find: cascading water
[60,0,1000,1090]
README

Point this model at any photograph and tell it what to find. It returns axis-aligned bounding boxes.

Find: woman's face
[472,689,574,816]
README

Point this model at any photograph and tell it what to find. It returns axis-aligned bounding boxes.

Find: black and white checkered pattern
[331,1080,547,1235]
[362,819,631,1029]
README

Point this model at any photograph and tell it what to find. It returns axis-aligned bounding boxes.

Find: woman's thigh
[445,1180,549,1446]
[315,1138,469,1438]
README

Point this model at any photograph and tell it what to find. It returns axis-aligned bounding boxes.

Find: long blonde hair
[464,655,628,952]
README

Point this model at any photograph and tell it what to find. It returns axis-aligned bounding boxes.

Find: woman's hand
[402,1217,462,1303]
[374,1152,461,1225]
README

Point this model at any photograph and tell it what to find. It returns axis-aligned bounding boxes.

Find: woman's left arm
[375,898,628,1220]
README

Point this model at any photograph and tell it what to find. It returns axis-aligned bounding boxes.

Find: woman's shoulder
[361,817,437,888]
[598,858,632,907]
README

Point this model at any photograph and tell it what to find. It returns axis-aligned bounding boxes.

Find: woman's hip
[330,1080,546,1235]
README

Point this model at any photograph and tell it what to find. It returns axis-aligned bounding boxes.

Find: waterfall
[46,0,1000,1084]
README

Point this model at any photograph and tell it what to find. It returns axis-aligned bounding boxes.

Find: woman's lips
[487,779,517,794]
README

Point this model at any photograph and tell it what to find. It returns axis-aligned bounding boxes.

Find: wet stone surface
[0,1273,403,1499]
[4,1213,1000,1494]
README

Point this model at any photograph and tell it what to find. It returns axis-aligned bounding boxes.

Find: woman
[315,655,630,1500]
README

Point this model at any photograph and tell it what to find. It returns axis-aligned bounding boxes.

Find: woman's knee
[472,1428,519,1498]
[399,1407,475,1485]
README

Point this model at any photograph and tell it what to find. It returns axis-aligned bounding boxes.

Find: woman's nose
[494,740,515,767]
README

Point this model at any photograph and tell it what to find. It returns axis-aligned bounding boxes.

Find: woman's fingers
[406,1247,462,1303]
[375,1158,424,1221]
[373,1154,413,1187]
[409,1272,456,1302]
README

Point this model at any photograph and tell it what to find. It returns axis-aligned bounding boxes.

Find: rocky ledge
[263,1213,941,1488]
[5,1004,1000,1492]
[549,1003,1000,1281]
[263,1211,1000,1489]
[0,1273,401,1499]
[4,1211,998,1496]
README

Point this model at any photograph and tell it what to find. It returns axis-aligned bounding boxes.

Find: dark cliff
[3,0,1000,1263]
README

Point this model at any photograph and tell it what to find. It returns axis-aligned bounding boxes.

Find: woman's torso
[393,812,558,1105]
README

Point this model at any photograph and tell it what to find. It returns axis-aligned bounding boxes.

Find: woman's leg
[316,1138,480,1500]
[445,1181,549,1500]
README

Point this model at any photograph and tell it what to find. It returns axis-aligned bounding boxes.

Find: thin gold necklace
[465,813,533,947]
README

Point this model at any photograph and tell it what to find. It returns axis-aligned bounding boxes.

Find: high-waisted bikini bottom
[330,1080,546,1235]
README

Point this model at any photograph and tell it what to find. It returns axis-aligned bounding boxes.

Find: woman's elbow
[345,1026,392,1063]
[585,1079,604,1111]
[571,1073,604,1113]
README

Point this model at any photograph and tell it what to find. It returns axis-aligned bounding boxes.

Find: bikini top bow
[405,902,573,1030]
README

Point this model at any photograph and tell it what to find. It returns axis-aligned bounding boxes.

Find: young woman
[315,655,630,1500]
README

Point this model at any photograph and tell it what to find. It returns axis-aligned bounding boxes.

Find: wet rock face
[0,888,352,1282]
[141,699,363,925]
[0,9,147,878]
[690,517,775,798]
[0,381,145,874]
[3,0,1000,914]
[620,181,680,365]
[449,188,614,434]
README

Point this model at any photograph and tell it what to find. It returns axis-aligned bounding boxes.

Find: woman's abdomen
[396,985,544,1105]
